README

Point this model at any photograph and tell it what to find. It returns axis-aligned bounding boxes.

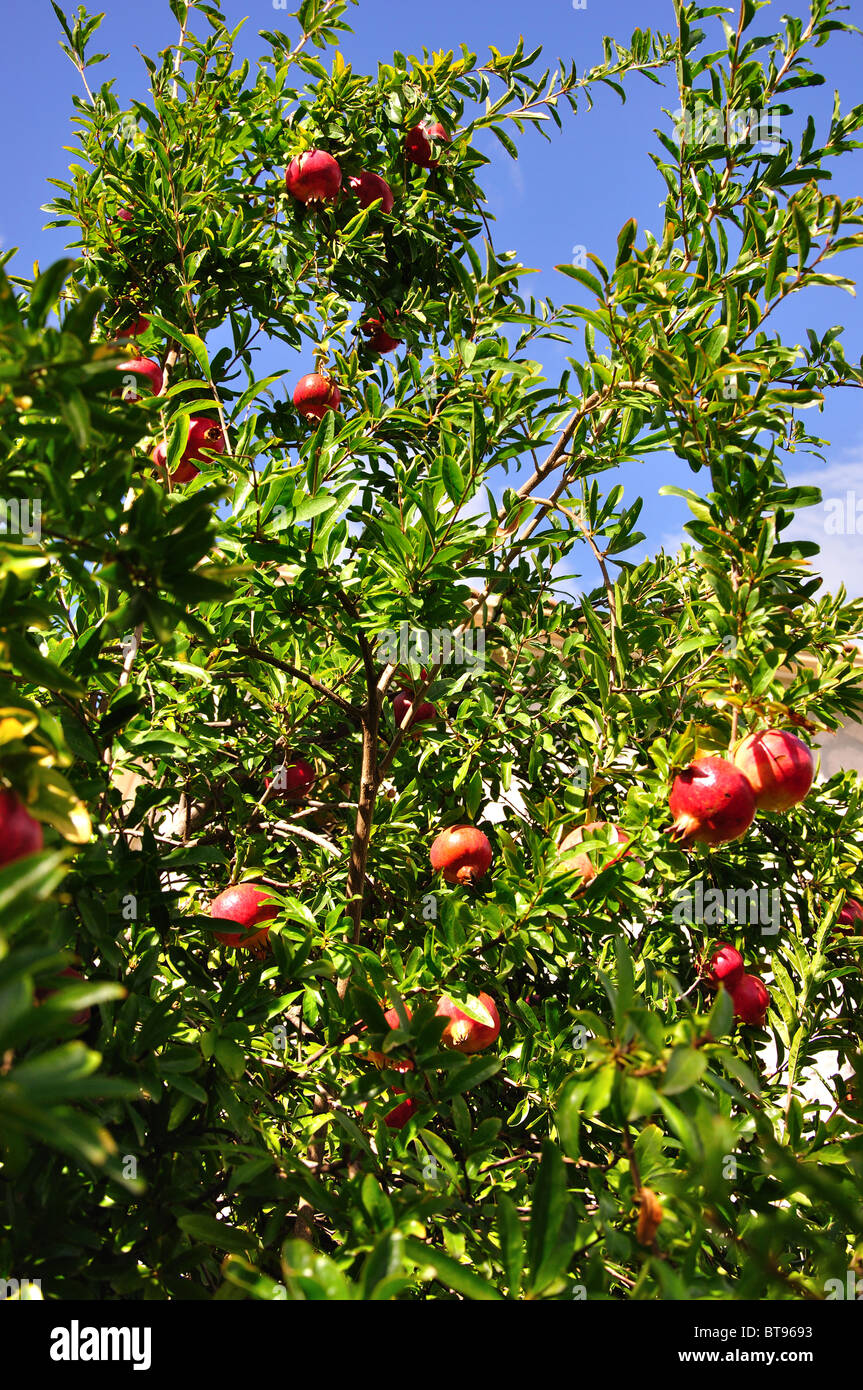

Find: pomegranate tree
[668,757,756,847]
[733,729,815,812]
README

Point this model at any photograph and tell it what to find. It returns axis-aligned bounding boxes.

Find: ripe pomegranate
[115,313,150,340]
[360,315,402,354]
[393,689,437,734]
[114,356,163,401]
[210,883,278,950]
[558,821,630,885]
[733,729,815,812]
[430,825,493,885]
[0,788,43,866]
[436,992,500,1053]
[348,171,394,213]
[668,757,756,847]
[703,941,744,990]
[116,206,134,223]
[267,758,315,800]
[838,897,863,933]
[293,373,341,421]
[35,967,91,1027]
[405,120,450,168]
[366,1004,414,1072]
[285,150,342,203]
[383,1092,419,1130]
[152,417,225,484]
[730,972,770,1026]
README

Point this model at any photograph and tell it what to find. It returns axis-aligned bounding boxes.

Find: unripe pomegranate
[152,417,225,484]
[393,689,437,734]
[114,356,163,401]
[210,883,278,949]
[348,171,394,213]
[267,758,315,800]
[405,120,450,168]
[366,1004,414,1072]
[733,729,815,812]
[703,941,744,990]
[430,825,493,885]
[730,972,770,1026]
[285,150,342,203]
[669,757,756,847]
[36,967,91,1027]
[0,788,43,866]
[558,821,630,885]
[360,315,402,354]
[436,992,500,1053]
[293,373,341,421]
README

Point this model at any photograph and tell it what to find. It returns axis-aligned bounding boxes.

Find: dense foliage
[2,0,863,1300]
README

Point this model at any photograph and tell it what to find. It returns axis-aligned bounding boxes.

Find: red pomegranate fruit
[293,373,341,421]
[267,758,315,800]
[210,883,278,950]
[703,941,744,990]
[115,313,150,340]
[366,1004,414,1072]
[348,171,394,213]
[152,417,225,485]
[383,1093,419,1130]
[285,150,342,204]
[430,825,493,885]
[733,729,815,812]
[436,992,500,1053]
[405,121,450,168]
[730,972,770,1026]
[393,689,437,734]
[838,897,863,932]
[0,788,43,866]
[114,356,163,401]
[558,821,630,885]
[668,757,756,847]
[360,315,402,354]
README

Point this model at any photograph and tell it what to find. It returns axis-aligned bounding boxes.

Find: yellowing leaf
[30,763,92,844]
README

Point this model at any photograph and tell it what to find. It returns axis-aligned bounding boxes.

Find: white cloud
[785,454,863,599]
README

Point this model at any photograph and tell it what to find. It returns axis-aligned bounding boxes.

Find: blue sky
[3,0,863,596]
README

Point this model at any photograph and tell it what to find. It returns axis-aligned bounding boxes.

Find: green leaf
[662,1046,708,1095]
[555,263,605,299]
[403,1238,501,1300]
